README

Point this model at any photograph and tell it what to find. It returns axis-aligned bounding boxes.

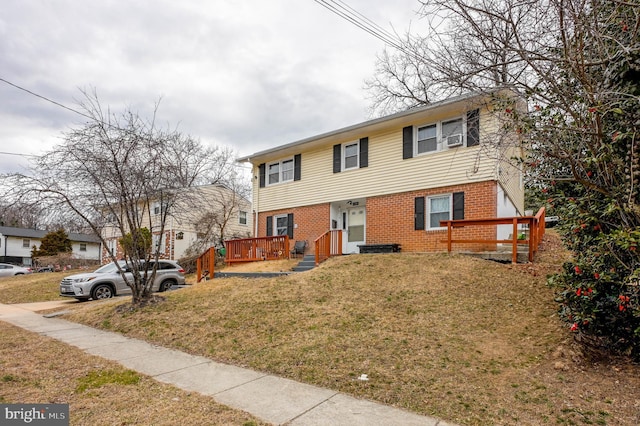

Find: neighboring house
[0,226,101,266]
[237,91,525,255]
[101,183,252,262]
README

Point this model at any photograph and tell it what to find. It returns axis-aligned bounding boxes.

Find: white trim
[267,157,294,186]
[274,214,289,236]
[426,193,453,230]
[415,116,466,156]
[342,141,360,171]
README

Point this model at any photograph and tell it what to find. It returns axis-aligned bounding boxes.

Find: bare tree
[2,90,233,306]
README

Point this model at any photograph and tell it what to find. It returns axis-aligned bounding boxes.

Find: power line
[0,151,37,158]
[0,77,95,122]
[313,0,425,62]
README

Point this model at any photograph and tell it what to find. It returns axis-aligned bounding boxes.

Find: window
[22,239,30,248]
[79,243,87,252]
[275,215,289,235]
[333,137,368,173]
[267,158,294,185]
[266,213,294,238]
[153,202,169,216]
[239,210,248,225]
[343,142,359,170]
[417,124,437,153]
[428,195,451,229]
[416,117,465,155]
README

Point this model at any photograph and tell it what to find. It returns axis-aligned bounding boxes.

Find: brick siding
[257,181,499,254]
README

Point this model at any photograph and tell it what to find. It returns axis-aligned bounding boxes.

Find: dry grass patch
[64,233,640,425]
[0,272,67,304]
[0,322,266,425]
[218,258,300,273]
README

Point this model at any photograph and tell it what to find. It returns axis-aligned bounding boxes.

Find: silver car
[60,260,186,301]
[0,263,33,277]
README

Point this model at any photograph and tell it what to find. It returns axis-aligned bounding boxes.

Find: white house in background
[0,226,101,266]
[101,183,252,262]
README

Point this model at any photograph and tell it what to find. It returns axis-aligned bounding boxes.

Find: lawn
[2,232,640,425]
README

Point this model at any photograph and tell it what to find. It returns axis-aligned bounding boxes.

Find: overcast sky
[0,0,421,174]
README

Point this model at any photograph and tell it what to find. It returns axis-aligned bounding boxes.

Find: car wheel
[91,284,114,300]
[14,273,24,276]
[159,280,175,292]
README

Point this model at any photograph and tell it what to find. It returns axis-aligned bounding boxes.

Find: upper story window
[239,210,248,225]
[259,155,301,188]
[343,142,359,170]
[268,158,294,185]
[22,239,30,248]
[153,201,169,216]
[404,110,479,160]
[416,117,465,155]
[333,137,368,173]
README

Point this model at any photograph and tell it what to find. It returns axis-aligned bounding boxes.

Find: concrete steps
[292,254,316,272]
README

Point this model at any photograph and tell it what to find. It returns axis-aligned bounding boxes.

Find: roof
[0,226,101,243]
[236,90,494,164]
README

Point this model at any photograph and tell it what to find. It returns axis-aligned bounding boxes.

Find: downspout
[253,162,259,237]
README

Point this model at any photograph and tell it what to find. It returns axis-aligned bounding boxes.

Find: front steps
[292,254,316,272]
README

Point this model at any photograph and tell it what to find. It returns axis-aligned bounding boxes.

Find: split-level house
[237,91,525,255]
[0,226,101,266]
[102,183,252,262]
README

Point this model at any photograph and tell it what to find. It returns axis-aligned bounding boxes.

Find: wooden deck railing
[196,246,215,282]
[440,207,546,264]
[224,235,290,264]
[315,230,343,266]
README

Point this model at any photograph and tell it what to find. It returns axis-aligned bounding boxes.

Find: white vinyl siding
[253,108,499,212]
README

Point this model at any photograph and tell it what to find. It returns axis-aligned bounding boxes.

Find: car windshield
[93,261,126,274]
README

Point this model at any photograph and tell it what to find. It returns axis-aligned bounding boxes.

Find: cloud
[0,0,419,169]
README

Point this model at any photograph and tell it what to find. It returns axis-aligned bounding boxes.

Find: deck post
[208,247,215,280]
[512,218,518,264]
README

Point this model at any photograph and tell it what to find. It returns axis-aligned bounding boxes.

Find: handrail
[440,207,546,264]
[314,230,343,266]
[224,235,290,264]
[196,246,215,282]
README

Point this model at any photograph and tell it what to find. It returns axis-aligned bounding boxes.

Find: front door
[345,207,366,254]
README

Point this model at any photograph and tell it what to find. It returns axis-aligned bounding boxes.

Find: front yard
[1,233,639,425]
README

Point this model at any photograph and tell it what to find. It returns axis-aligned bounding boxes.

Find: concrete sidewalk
[0,302,455,425]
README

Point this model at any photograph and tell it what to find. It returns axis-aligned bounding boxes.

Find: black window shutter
[266,215,273,236]
[259,163,266,188]
[453,192,465,220]
[333,144,341,173]
[414,197,425,230]
[359,137,368,168]
[466,109,480,147]
[287,213,294,239]
[294,154,301,181]
[403,126,414,159]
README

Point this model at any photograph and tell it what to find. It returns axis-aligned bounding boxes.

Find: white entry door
[345,207,366,254]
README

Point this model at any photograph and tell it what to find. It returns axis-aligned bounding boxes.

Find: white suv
[60,260,186,301]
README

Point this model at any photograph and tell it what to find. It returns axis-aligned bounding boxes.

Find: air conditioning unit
[446,134,463,147]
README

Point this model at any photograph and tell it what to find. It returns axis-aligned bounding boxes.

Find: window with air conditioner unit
[415,117,465,155]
